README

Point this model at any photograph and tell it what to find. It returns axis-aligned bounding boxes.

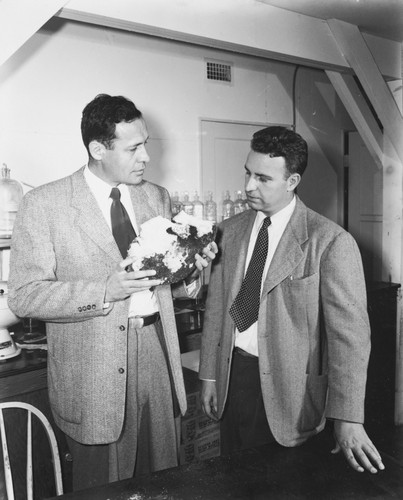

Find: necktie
[110,187,136,258]
[229,216,271,332]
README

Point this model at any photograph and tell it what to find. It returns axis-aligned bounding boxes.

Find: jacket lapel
[262,197,308,296]
[129,183,159,229]
[70,168,121,261]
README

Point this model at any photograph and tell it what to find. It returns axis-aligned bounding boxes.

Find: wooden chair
[0,401,63,499]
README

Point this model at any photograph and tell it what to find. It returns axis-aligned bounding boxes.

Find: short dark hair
[251,126,308,177]
[81,94,143,153]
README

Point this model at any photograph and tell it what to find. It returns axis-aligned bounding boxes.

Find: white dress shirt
[235,196,296,356]
[83,166,159,317]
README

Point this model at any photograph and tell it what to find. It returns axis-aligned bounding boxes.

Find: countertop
[46,423,403,500]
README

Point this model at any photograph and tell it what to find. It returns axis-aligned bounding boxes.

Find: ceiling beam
[327,18,403,165]
[57,0,401,79]
[0,0,69,67]
[326,71,383,168]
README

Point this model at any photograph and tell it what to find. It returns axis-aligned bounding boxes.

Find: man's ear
[287,173,301,192]
[88,140,106,161]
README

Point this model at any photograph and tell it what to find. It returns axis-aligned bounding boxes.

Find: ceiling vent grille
[206,60,232,83]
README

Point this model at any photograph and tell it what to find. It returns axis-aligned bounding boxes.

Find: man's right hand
[201,380,219,421]
[105,258,163,302]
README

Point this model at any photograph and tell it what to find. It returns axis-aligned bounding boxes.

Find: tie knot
[110,187,121,201]
[262,216,271,230]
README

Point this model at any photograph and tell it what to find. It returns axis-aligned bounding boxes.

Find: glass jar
[0,164,23,238]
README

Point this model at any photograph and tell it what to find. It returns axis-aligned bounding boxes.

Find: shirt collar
[255,195,296,228]
[84,165,114,202]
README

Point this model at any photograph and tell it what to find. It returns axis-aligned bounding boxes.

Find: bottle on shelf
[234,190,247,214]
[204,191,217,222]
[222,190,235,220]
[0,164,24,238]
[171,191,183,216]
[192,191,204,219]
[182,191,194,216]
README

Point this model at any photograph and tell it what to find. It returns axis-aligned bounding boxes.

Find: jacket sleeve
[198,226,225,381]
[320,231,371,423]
[8,191,113,323]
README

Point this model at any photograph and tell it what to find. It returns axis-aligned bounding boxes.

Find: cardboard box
[179,430,220,465]
[181,413,220,443]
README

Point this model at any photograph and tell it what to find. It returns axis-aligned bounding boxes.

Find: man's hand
[332,420,385,473]
[186,242,219,283]
[200,380,219,421]
[105,258,162,302]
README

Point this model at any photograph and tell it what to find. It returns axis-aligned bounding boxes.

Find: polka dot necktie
[229,216,271,332]
[110,187,136,258]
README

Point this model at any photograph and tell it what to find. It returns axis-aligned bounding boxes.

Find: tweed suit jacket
[199,196,371,447]
[8,167,187,445]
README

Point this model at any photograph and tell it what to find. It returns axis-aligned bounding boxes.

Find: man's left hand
[186,242,218,283]
[332,420,385,473]
[195,241,218,271]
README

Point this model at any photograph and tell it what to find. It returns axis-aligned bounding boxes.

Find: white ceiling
[258,0,403,42]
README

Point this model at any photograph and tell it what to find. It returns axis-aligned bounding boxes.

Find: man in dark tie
[8,94,217,491]
[199,126,384,474]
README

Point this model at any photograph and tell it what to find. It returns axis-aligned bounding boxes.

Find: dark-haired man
[199,126,384,474]
[8,94,217,491]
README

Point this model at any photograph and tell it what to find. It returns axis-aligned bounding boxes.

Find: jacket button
[78,307,82,312]
[87,305,91,310]
[118,368,125,374]
[119,325,126,331]
[92,304,96,309]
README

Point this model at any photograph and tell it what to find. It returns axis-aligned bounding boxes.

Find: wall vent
[206,60,232,83]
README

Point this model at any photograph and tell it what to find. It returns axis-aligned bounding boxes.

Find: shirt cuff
[184,276,201,297]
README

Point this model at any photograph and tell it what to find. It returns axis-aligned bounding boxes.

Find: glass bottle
[222,190,234,220]
[0,164,24,238]
[204,191,217,222]
[182,191,194,216]
[192,191,204,219]
[171,191,183,216]
[234,190,247,214]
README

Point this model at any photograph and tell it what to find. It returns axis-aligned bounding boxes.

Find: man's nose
[138,145,150,163]
[245,176,257,192]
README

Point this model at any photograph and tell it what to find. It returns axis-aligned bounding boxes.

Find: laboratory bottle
[0,164,23,238]
[192,191,204,219]
[171,191,183,216]
[234,190,247,214]
[222,190,235,220]
[182,192,194,216]
[204,191,217,222]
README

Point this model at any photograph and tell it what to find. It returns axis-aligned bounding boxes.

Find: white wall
[0,17,353,223]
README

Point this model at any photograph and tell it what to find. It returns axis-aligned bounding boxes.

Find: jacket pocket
[47,351,82,424]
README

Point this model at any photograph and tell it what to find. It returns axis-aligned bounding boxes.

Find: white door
[348,131,383,281]
[201,120,274,217]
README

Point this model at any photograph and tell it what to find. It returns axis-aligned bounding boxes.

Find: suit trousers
[65,318,180,492]
[220,348,275,455]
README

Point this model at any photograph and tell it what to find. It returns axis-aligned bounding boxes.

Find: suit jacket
[199,196,371,447]
[8,167,187,445]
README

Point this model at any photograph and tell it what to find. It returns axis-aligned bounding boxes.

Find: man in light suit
[199,126,384,474]
[8,94,217,491]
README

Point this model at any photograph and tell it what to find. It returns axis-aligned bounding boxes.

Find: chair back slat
[27,410,33,500]
[0,402,63,498]
[0,409,14,500]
